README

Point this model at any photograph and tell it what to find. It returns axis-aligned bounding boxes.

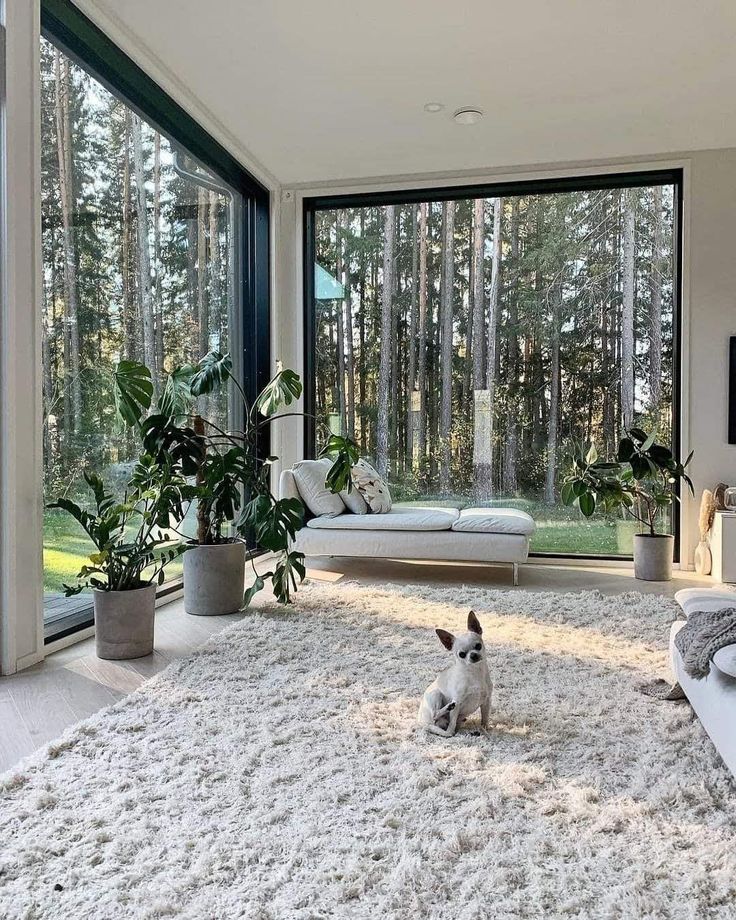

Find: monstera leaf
[319,434,359,493]
[190,352,232,396]
[255,369,302,417]
[272,551,306,604]
[158,364,196,417]
[140,414,206,476]
[253,497,304,552]
[114,360,153,427]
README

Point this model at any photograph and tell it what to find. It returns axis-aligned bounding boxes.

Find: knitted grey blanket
[674,607,736,679]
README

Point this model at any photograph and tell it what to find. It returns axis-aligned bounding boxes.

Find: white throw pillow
[350,459,392,513]
[340,481,369,514]
[292,458,345,518]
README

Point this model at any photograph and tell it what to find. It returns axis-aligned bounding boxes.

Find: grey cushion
[451,507,536,536]
[307,506,459,532]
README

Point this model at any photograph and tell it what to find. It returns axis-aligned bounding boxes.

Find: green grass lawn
[44,509,184,595]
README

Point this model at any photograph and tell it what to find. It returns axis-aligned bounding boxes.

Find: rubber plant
[561,428,693,533]
[117,352,358,605]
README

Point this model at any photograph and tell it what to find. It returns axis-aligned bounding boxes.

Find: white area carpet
[1,583,735,919]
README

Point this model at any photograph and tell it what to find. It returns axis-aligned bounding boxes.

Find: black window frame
[41,0,271,643]
[303,168,684,563]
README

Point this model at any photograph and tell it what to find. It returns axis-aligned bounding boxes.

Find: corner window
[40,3,269,641]
[305,174,681,559]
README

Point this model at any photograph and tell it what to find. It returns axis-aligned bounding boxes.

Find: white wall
[0,0,45,674]
[684,149,736,559]
[274,149,736,565]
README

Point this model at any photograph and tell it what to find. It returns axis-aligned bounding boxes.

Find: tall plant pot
[93,584,156,660]
[184,541,246,616]
[633,533,674,581]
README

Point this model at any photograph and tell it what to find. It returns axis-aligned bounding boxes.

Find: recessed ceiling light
[423,102,445,113]
[454,107,483,125]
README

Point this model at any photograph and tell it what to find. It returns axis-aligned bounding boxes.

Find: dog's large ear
[436,628,455,650]
[467,611,482,635]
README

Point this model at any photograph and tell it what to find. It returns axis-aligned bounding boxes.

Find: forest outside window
[40,35,244,638]
[307,176,681,558]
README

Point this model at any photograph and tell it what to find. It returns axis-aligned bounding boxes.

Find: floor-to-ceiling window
[41,1,269,640]
[305,173,681,558]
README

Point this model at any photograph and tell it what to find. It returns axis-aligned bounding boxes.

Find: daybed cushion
[451,507,536,536]
[674,588,736,679]
[292,458,345,518]
[306,506,459,532]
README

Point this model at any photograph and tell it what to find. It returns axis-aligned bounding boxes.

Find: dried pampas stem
[699,489,716,540]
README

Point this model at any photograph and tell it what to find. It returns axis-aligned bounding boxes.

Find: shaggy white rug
[1,583,735,920]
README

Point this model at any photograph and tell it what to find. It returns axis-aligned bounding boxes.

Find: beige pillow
[311,456,368,514]
[351,459,392,513]
[292,459,346,518]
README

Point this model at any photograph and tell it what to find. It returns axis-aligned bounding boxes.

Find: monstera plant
[116,352,357,611]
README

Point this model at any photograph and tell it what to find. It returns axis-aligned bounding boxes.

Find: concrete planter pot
[633,533,674,581]
[93,584,156,659]
[183,541,246,616]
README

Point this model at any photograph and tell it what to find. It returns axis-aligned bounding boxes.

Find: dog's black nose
[469,652,480,663]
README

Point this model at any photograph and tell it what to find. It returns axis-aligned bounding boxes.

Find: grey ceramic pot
[633,533,674,581]
[93,584,156,659]
[183,541,246,616]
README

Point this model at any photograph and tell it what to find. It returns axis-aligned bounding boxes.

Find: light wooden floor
[0,558,712,773]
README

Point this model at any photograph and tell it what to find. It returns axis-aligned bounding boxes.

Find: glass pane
[41,37,237,632]
[312,186,676,556]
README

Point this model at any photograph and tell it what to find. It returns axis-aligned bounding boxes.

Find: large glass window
[307,177,680,557]
[40,10,268,640]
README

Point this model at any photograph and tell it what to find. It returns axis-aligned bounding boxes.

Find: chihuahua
[417,611,492,737]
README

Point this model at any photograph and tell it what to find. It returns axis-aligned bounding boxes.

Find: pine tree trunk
[344,221,356,441]
[122,111,133,361]
[474,198,502,499]
[335,211,347,434]
[54,50,81,437]
[650,186,663,414]
[153,132,164,378]
[209,191,222,353]
[376,205,395,478]
[416,202,429,471]
[621,188,636,429]
[472,198,486,389]
[406,204,419,466]
[132,114,157,391]
[439,200,455,493]
[197,188,209,361]
[503,198,520,494]
[544,283,562,504]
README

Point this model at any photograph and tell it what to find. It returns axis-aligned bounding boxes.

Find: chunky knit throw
[674,607,736,679]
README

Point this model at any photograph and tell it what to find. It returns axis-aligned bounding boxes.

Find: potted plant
[562,429,693,581]
[48,456,197,659]
[118,352,357,611]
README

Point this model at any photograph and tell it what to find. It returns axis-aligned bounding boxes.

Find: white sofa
[671,588,736,777]
[279,469,536,584]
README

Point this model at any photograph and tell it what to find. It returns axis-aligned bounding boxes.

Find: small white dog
[417,611,492,737]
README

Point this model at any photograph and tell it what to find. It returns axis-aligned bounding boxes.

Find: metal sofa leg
[512,563,519,586]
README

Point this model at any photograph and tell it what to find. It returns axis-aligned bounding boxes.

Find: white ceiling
[89,0,736,186]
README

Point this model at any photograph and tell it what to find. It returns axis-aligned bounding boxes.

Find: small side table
[711,511,736,583]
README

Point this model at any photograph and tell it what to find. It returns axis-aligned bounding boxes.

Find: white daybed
[279,469,536,585]
[671,588,736,778]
